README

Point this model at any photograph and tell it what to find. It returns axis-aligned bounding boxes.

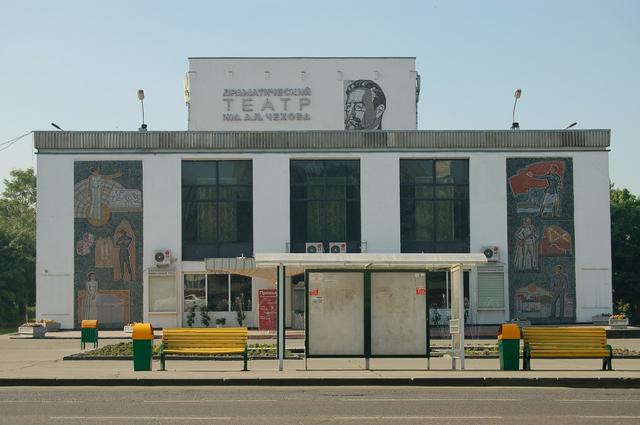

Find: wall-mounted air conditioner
[154,249,172,266]
[305,242,324,254]
[481,246,500,262]
[329,242,347,253]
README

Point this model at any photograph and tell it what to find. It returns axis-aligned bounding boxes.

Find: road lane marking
[51,417,232,421]
[334,416,502,420]
[144,399,275,403]
[560,399,640,402]
[579,416,640,419]
[0,400,82,403]
[343,398,519,401]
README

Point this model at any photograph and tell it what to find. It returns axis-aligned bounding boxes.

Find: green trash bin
[132,323,154,371]
[498,323,521,371]
[80,320,98,349]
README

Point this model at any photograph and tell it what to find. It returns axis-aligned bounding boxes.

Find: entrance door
[370,272,427,355]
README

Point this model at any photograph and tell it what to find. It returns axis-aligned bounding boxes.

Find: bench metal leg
[523,346,531,371]
[243,345,248,371]
[159,352,166,371]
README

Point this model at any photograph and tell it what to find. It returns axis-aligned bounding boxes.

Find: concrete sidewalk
[2,334,640,387]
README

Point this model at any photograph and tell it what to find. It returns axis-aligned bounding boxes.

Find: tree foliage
[610,186,640,317]
[0,168,36,324]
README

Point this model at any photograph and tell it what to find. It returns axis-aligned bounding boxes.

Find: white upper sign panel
[187,57,418,131]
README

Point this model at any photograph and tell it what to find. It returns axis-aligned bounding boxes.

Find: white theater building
[35,57,613,330]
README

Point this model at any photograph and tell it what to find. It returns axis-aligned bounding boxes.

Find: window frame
[400,159,470,253]
[182,160,253,260]
[289,159,361,253]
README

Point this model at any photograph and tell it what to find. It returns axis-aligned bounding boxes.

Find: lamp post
[511,88,522,130]
[138,89,147,131]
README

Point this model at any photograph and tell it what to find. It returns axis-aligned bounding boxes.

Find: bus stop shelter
[207,253,487,371]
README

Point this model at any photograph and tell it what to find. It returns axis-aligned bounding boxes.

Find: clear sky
[1,0,638,194]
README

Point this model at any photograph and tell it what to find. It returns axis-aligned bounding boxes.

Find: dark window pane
[415,200,434,241]
[236,201,253,242]
[218,202,237,242]
[346,200,361,241]
[184,274,206,311]
[454,186,469,199]
[435,200,454,241]
[435,185,455,199]
[182,202,197,242]
[290,201,307,242]
[306,200,323,241]
[290,185,307,200]
[400,199,415,240]
[182,187,197,202]
[415,185,434,199]
[197,186,217,201]
[454,200,470,240]
[290,160,360,247]
[197,202,217,242]
[218,186,251,201]
[451,160,469,184]
[230,275,252,312]
[219,161,252,185]
[325,201,346,241]
[182,161,253,259]
[400,160,433,183]
[400,159,469,251]
[428,271,447,309]
[207,274,229,312]
[183,162,217,186]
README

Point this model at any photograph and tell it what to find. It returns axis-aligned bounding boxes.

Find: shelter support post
[450,263,465,370]
[277,265,285,371]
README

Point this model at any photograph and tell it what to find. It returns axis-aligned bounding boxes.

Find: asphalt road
[1,386,640,424]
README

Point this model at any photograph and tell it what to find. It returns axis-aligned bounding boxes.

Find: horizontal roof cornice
[34,130,610,153]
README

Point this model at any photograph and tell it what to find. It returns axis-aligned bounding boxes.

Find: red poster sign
[415,287,426,296]
[258,289,277,331]
[309,288,319,296]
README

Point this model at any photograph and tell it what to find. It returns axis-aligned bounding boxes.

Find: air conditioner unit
[482,246,500,262]
[329,242,347,253]
[154,249,172,266]
[305,242,324,254]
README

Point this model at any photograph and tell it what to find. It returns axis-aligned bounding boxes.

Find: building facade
[34,58,613,329]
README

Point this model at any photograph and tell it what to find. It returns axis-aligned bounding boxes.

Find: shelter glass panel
[307,272,365,355]
[371,272,427,355]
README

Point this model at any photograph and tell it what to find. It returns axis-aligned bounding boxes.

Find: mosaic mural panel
[507,158,575,323]
[74,161,143,328]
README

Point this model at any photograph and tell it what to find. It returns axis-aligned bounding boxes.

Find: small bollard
[498,323,521,371]
[132,323,154,371]
[80,320,98,349]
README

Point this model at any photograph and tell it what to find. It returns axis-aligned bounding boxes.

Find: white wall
[360,154,401,252]
[188,58,417,131]
[573,152,613,320]
[36,155,75,328]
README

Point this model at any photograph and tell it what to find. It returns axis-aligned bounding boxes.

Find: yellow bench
[522,326,612,371]
[159,328,248,371]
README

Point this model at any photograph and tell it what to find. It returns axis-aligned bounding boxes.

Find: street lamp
[511,88,522,130]
[138,89,147,131]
